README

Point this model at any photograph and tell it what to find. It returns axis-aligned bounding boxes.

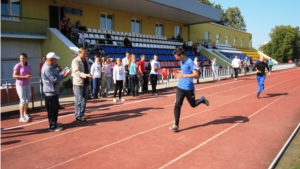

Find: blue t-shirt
[178,58,195,90]
[129,63,136,75]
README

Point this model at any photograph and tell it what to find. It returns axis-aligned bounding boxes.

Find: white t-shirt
[150,60,160,75]
[188,41,193,47]
[232,58,241,68]
[197,45,201,52]
[113,65,125,81]
[194,61,199,70]
[90,63,102,78]
[79,33,87,42]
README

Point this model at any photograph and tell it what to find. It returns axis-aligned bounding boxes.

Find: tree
[259,26,300,63]
[197,1,246,31]
[225,7,246,31]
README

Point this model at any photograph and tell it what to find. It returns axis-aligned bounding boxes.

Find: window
[234,37,237,46]
[225,36,229,45]
[241,39,244,46]
[131,19,141,33]
[1,0,21,17]
[174,26,181,37]
[100,13,113,30]
[216,34,220,43]
[205,32,210,41]
[155,23,163,36]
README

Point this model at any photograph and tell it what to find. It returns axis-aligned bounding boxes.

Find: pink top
[13,63,31,86]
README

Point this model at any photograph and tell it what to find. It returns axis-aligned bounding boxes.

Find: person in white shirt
[122,52,131,95]
[194,56,201,84]
[79,31,89,48]
[211,58,220,81]
[231,55,241,80]
[90,55,101,99]
[102,57,113,97]
[113,58,126,102]
[150,54,160,96]
[196,43,202,55]
[187,40,193,51]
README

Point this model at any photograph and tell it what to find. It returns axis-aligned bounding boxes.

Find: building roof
[71,0,220,25]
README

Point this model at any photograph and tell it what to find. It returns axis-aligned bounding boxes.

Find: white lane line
[158,85,300,169]
[45,75,300,169]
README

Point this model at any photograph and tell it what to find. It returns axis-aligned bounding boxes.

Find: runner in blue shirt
[170,48,209,132]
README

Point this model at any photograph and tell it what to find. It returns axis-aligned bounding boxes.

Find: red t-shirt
[39,62,44,76]
[137,60,145,73]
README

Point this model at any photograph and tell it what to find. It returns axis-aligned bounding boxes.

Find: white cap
[46,52,60,59]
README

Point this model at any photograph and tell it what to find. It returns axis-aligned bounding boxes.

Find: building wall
[190,23,252,48]
[22,0,189,41]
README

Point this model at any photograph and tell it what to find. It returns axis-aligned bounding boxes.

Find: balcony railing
[1,15,47,36]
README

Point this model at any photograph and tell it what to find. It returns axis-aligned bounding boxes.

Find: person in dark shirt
[253,56,270,98]
[123,35,132,47]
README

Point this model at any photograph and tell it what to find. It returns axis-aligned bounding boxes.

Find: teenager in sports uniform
[170,48,209,132]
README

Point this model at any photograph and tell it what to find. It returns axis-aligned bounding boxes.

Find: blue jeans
[256,75,266,93]
[92,78,101,98]
[74,85,89,118]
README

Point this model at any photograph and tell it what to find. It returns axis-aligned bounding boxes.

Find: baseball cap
[46,52,60,59]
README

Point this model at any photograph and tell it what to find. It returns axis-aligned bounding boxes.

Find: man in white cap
[41,52,70,131]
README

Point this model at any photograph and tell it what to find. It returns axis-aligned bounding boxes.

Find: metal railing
[1,15,47,36]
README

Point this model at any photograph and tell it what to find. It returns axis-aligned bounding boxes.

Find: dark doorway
[49,6,61,30]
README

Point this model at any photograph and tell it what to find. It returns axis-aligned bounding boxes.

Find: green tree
[260,26,300,63]
[225,7,246,31]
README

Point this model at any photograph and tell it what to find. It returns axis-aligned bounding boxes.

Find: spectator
[211,58,220,81]
[187,39,193,51]
[75,20,81,29]
[138,54,148,93]
[41,52,69,131]
[197,43,202,55]
[72,48,92,122]
[129,54,140,97]
[89,40,105,54]
[268,59,274,73]
[182,42,188,51]
[231,55,241,80]
[122,52,131,95]
[102,57,113,97]
[112,58,126,102]
[60,16,66,36]
[13,53,32,123]
[66,18,71,39]
[243,56,250,75]
[199,58,205,79]
[212,42,217,49]
[79,31,89,48]
[39,56,46,76]
[123,35,132,47]
[90,55,102,99]
[194,56,201,84]
[150,54,160,96]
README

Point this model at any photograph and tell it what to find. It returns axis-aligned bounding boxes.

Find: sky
[212,0,300,49]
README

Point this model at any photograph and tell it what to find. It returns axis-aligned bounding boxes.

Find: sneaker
[203,97,209,106]
[119,98,125,102]
[257,92,260,98]
[49,126,63,132]
[24,114,31,120]
[48,123,62,128]
[19,117,29,123]
[82,115,89,119]
[76,117,86,122]
[113,98,117,102]
[169,124,179,132]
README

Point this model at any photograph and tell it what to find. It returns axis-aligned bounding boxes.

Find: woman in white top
[90,55,101,99]
[150,54,160,96]
[211,58,220,81]
[112,58,126,102]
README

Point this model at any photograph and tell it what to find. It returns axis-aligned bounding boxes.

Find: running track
[1,69,300,169]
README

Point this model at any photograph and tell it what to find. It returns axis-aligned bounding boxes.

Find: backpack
[145,62,151,71]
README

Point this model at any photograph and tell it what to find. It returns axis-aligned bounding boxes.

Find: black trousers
[234,68,239,78]
[142,72,149,92]
[150,74,158,94]
[125,73,131,94]
[45,95,59,130]
[129,75,139,96]
[114,80,123,98]
[174,88,205,127]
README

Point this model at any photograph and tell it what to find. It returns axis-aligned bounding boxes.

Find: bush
[63,78,73,88]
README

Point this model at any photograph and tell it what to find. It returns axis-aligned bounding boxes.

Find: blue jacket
[41,62,64,96]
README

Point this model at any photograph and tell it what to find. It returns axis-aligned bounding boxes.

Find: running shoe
[24,113,31,120]
[19,117,29,123]
[113,98,117,102]
[119,98,125,102]
[169,124,179,132]
[49,126,63,132]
